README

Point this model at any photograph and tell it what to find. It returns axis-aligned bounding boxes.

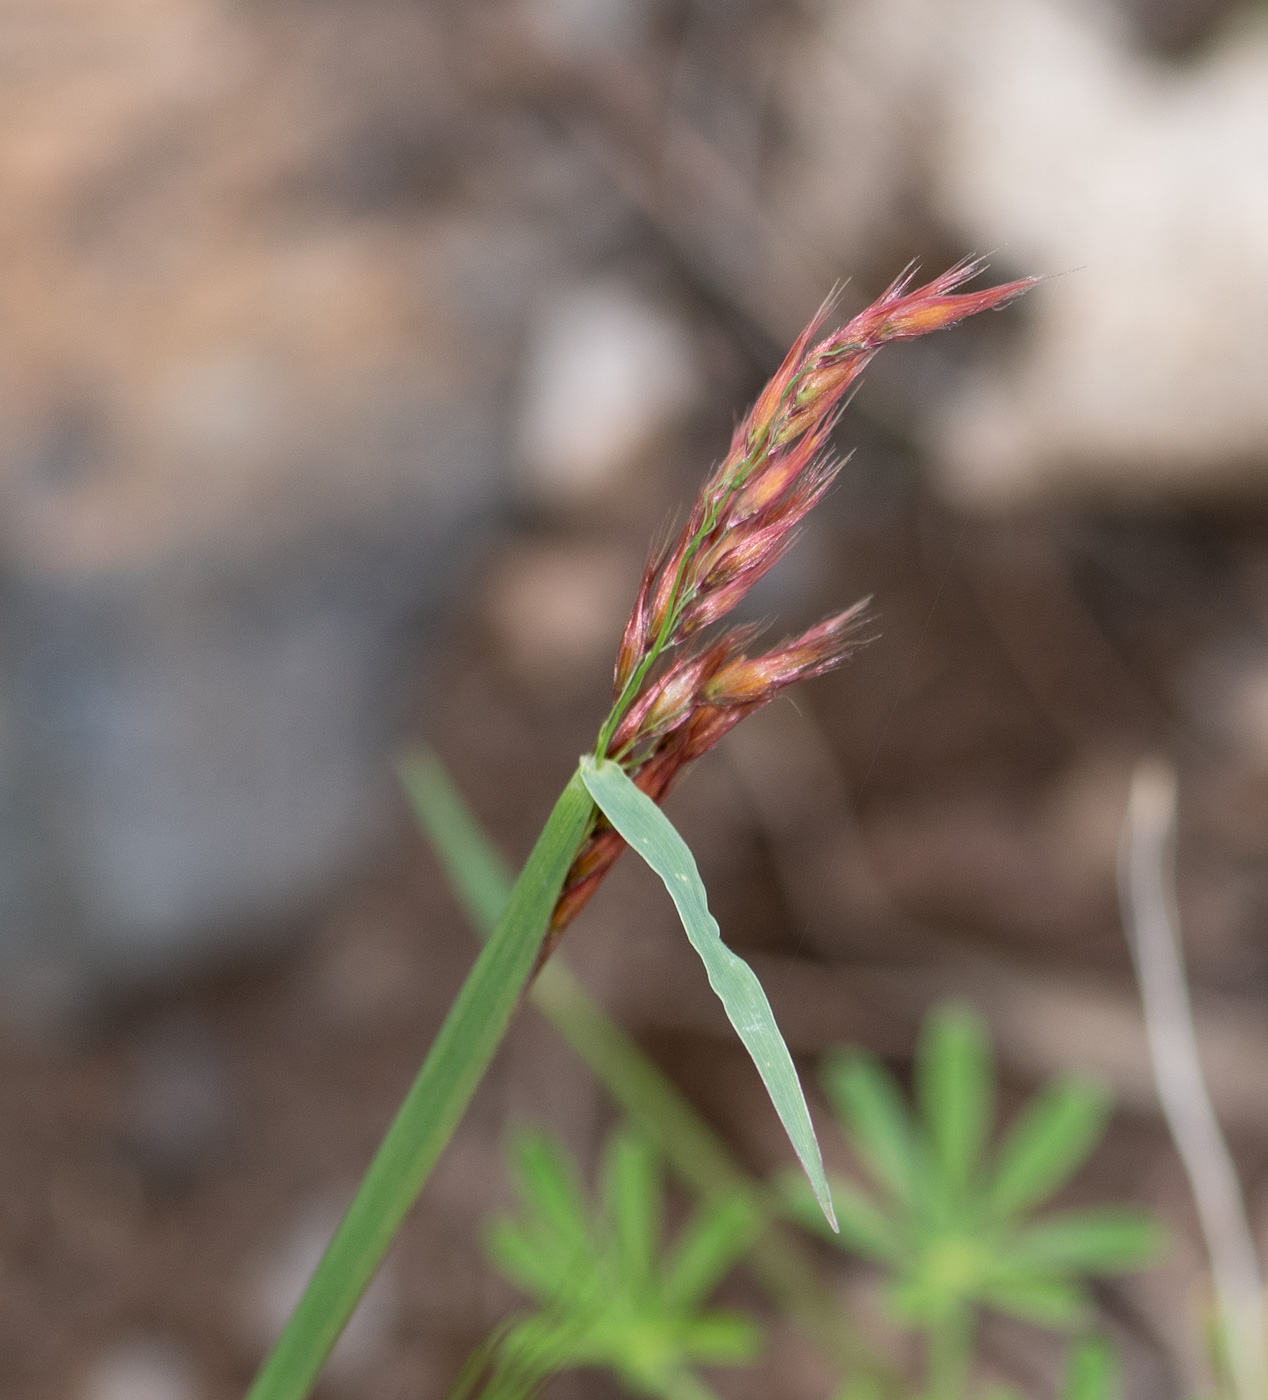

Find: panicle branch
[546,261,1035,947]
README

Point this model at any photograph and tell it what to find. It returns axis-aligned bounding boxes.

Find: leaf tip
[813,1174,839,1233]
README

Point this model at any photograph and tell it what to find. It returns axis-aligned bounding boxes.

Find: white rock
[82,1336,200,1400]
[928,0,1268,504]
[777,0,1268,506]
[515,282,700,506]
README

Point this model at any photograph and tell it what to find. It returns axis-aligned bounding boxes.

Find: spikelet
[542,263,1035,950]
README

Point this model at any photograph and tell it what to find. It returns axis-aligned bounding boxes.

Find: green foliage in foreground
[464,1125,763,1400]
[783,1006,1162,1400]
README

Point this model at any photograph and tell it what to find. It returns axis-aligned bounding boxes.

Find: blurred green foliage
[782,1005,1161,1399]
[468,1125,763,1400]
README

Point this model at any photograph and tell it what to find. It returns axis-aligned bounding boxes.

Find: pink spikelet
[540,262,1035,952]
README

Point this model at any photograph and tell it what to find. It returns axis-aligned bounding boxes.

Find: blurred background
[4,0,1268,1395]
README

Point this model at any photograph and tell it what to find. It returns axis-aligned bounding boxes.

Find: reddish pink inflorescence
[544,260,1035,947]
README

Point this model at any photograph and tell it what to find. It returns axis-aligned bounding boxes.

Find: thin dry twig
[1118,759,1268,1400]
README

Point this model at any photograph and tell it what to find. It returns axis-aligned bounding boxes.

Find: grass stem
[401,747,892,1386]
[245,768,595,1400]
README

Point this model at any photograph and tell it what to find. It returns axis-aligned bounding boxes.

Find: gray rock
[0,0,516,1017]
[0,398,499,1017]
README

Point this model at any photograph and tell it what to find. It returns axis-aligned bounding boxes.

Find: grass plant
[246,262,1036,1400]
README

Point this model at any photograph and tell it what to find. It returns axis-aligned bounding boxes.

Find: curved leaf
[510,1129,593,1254]
[579,756,836,1231]
[976,1269,1090,1328]
[678,1312,764,1365]
[662,1195,761,1311]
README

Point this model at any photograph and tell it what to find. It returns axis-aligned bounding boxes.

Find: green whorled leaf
[483,1214,589,1303]
[509,1129,593,1257]
[492,1314,584,1400]
[883,1274,967,1328]
[820,1050,921,1208]
[661,1195,762,1312]
[446,1321,517,1400]
[988,1080,1110,1219]
[779,1170,903,1265]
[834,1376,889,1400]
[975,1268,1091,1328]
[601,1128,661,1296]
[917,1004,993,1199]
[677,1312,765,1365]
[1061,1337,1119,1400]
[1008,1209,1163,1275]
[579,756,837,1232]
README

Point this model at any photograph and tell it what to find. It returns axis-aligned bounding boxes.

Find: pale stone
[82,1337,201,1400]
[776,0,1268,506]
[929,0,1268,505]
[515,282,700,506]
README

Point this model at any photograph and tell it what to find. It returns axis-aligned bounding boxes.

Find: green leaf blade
[398,750,515,931]
[484,1217,572,1300]
[661,1194,761,1311]
[918,1004,993,1198]
[989,1079,1110,1219]
[975,1269,1091,1328]
[678,1312,764,1366]
[1008,1209,1163,1275]
[579,755,837,1233]
[1061,1337,1119,1400]
[820,1049,921,1208]
[602,1128,662,1295]
[509,1129,593,1255]
[246,768,595,1400]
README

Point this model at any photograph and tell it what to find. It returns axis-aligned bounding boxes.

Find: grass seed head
[546,261,1035,940]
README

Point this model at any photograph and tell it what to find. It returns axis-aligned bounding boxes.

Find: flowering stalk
[247,259,1034,1400]
[549,259,1035,946]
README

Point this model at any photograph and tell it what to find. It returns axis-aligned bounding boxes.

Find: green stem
[245,768,595,1400]
[400,748,893,1388]
[923,1308,973,1400]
